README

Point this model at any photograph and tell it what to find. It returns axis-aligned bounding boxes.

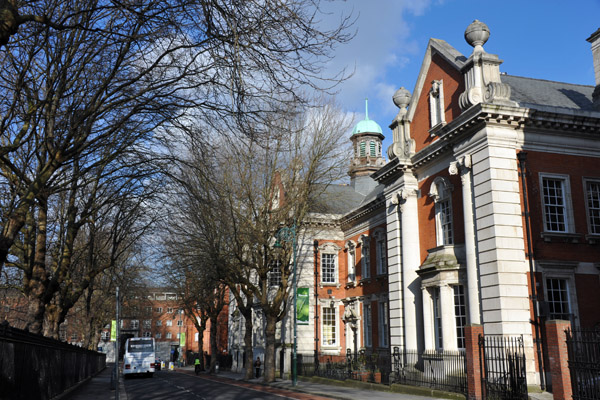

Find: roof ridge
[502,73,594,88]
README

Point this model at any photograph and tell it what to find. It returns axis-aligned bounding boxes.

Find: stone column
[440,284,457,350]
[399,186,422,350]
[449,155,480,324]
[386,194,404,351]
[422,287,434,350]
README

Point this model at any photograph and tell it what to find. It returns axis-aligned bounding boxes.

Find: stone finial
[393,87,411,111]
[388,87,414,161]
[464,20,490,52]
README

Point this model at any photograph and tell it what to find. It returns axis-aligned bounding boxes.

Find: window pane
[546,278,570,320]
[543,178,567,232]
[587,181,600,234]
[454,286,467,349]
[323,307,336,345]
[363,303,372,347]
[321,254,336,283]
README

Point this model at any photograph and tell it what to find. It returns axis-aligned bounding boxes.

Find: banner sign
[110,320,117,342]
[179,332,186,347]
[297,287,309,325]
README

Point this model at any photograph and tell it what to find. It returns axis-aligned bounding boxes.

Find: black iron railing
[566,328,600,400]
[392,347,467,394]
[0,321,106,400]
[479,334,527,400]
[296,349,391,384]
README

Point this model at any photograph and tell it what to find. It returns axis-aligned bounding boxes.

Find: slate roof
[310,184,366,215]
[501,74,596,111]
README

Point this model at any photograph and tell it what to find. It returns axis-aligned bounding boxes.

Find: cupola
[349,99,385,195]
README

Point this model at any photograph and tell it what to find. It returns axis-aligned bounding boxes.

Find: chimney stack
[586,28,600,110]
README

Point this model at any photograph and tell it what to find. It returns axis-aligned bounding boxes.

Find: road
[124,370,334,400]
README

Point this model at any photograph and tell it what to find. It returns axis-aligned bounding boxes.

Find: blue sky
[322,0,600,153]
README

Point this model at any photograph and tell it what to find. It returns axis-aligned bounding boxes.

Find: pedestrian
[194,356,201,375]
[254,357,261,378]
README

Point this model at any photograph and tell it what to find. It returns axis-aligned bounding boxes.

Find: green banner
[179,332,186,347]
[110,320,117,342]
[297,287,309,325]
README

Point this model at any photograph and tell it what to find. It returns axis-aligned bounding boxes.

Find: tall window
[541,175,573,233]
[268,260,282,287]
[432,288,443,350]
[143,331,151,338]
[378,301,389,347]
[143,320,151,329]
[155,333,162,339]
[130,320,139,329]
[167,307,173,314]
[166,332,172,339]
[363,303,372,347]
[321,253,337,284]
[453,286,467,349]
[369,141,376,157]
[361,236,370,279]
[430,177,453,246]
[429,80,445,128]
[375,233,387,275]
[347,243,356,282]
[166,320,172,327]
[322,306,336,346]
[585,180,600,234]
[156,320,162,327]
[155,307,163,313]
[546,278,571,321]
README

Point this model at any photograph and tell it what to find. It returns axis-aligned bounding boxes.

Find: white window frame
[346,241,356,283]
[362,302,372,348]
[143,331,151,338]
[540,173,575,233]
[155,333,162,339]
[167,307,174,314]
[378,300,389,348]
[321,304,338,348]
[432,287,443,351]
[374,230,387,276]
[319,243,340,286]
[268,260,282,287]
[156,320,162,327]
[453,285,467,349]
[541,262,579,327]
[584,178,600,235]
[166,332,172,339]
[321,253,337,284]
[166,320,172,327]
[360,235,370,280]
[143,319,151,329]
[130,319,139,329]
[156,307,163,313]
[177,319,183,327]
[429,177,454,246]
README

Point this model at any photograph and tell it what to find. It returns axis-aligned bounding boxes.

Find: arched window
[429,177,454,246]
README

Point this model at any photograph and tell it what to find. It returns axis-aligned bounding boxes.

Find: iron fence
[392,347,467,395]
[479,334,527,400]
[0,321,106,400]
[566,328,600,400]
[296,349,392,384]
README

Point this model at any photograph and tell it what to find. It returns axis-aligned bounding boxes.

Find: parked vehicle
[123,338,156,377]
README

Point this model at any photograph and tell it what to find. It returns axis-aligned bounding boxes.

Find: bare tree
[166,98,351,382]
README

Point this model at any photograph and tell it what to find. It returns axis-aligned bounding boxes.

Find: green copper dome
[351,99,382,135]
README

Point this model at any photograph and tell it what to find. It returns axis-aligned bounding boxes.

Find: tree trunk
[26,200,48,334]
[209,315,218,373]
[263,314,277,383]
[243,311,254,380]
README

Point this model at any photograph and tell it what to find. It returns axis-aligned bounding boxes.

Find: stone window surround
[345,240,357,284]
[429,176,454,247]
[539,172,576,235]
[318,243,341,288]
[538,260,580,328]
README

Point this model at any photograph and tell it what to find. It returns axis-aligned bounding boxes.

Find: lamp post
[275,224,298,386]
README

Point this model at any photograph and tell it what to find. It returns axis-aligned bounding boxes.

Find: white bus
[123,337,156,377]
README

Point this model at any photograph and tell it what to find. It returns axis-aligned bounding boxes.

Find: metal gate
[566,328,600,400]
[479,334,528,399]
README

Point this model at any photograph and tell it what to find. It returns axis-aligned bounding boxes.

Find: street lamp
[275,224,298,386]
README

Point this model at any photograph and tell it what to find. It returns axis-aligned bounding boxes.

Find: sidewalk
[59,363,127,400]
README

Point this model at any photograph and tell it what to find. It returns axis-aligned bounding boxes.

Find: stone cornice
[340,197,386,227]
[411,103,600,169]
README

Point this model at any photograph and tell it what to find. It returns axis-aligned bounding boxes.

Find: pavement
[58,364,457,400]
